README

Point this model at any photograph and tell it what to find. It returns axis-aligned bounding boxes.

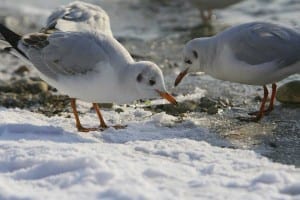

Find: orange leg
[254,85,269,121]
[241,85,269,122]
[265,83,277,113]
[70,98,98,132]
[93,103,108,129]
[248,83,277,116]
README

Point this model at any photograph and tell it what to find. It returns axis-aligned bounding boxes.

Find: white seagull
[0,24,177,132]
[190,0,244,24]
[175,22,300,121]
[45,1,113,36]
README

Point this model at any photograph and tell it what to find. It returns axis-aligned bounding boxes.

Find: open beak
[156,90,178,105]
[174,68,189,87]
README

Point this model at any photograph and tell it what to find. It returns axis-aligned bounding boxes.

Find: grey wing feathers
[228,22,300,67]
[20,32,107,79]
[45,1,112,36]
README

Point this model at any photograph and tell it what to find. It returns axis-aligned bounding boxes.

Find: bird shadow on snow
[0,121,231,148]
[0,123,96,143]
[97,120,231,148]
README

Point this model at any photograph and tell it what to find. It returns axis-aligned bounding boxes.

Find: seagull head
[174,38,209,87]
[133,61,177,105]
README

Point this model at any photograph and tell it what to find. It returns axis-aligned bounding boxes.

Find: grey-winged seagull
[175,22,300,121]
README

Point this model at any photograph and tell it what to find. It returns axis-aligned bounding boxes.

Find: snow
[0,107,299,200]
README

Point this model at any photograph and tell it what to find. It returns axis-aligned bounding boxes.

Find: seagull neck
[198,37,219,74]
[118,63,140,98]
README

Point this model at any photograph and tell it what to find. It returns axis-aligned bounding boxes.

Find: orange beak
[156,90,178,105]
[174,68,189,87]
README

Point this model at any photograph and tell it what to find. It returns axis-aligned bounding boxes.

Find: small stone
[115,108,124,113]
[99,103,114,109]
[145,100,197,116]
[13,65,29,76]
[199,97,217,108]
[269,141,278,148]
[276,81,300,104]
[1,93,22,108]
[254,95,262,102]
[29,81,49,94]
[207,105,218,115]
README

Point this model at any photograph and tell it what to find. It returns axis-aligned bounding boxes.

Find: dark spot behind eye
[193,50,198,59]
[137,73,143,82]
[185,59,192,64]
[149,80,156,86]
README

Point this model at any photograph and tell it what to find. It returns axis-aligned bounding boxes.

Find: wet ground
[0,0,299,166]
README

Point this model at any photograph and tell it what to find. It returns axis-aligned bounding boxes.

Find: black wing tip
[0,23,28,59]
[0,23,21,45]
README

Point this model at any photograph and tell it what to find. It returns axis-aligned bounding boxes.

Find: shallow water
[0,0,299,166]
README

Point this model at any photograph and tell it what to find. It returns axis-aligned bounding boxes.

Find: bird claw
[77,124,127,132]
[98,124,127,130]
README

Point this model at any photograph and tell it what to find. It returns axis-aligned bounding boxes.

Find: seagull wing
[228,22,300,68]
[19,31,109,80]
[45,1,112,36]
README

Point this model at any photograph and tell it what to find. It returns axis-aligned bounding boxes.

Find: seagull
[175,22,300,121]
[0,24,177,132]
[189,0,244,24]
[44,1,113,36]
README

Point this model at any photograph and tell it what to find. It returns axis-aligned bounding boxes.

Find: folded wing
[19,31,109,80]
[229,22,300,68]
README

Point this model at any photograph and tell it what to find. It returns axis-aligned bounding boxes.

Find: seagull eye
[137,73,143,82]
[192,50,198,59]
[149,80,156,86]
[185,59,192,64]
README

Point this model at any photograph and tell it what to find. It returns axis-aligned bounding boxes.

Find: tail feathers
[0,24,27,58]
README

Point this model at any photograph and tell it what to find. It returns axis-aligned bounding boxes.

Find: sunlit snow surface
[0,108,299,200]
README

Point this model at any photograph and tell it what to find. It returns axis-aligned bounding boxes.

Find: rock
[13,65,30,76]
[276,81,300,104]
[29,81,49,94]
[199,97,217,108]
[99,103,114,109]
[0,77,69,116]
[0,93,21,108]
[145,100,198,116]
[207,105,219,115]
[115,108,124,113]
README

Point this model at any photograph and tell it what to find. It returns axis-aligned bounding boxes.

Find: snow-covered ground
[0,107,300,200]
[1,0,300,199]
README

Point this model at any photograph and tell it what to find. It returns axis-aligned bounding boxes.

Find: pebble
[0,78,69,116]
[276,81,300,104]
[13,65,30,76]
[145,96,229,116]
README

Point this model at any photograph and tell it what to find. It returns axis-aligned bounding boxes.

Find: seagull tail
[0,24,28,59]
